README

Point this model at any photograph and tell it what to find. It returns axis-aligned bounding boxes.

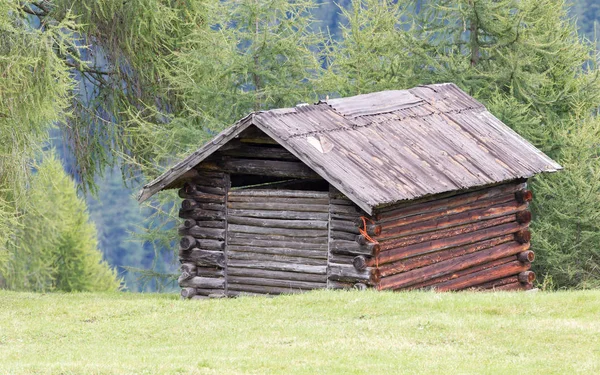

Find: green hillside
[1,290,598,374]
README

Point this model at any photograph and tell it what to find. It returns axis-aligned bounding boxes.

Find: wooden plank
[179,276,225,289]
[227,209,328,221]
[179,249,225,268]
[204,159,320,179]
[229,189,329,199]
[228,224,328,238]
[227,260,327,274]
[227,276,326,289]
[227,196,330,205]
[327,264,380,285]
[227,267,327,282]
[329,240,379,256]
[227,216,328,230]
[227,251,326,266]
[220,145,299,161]
[227,232,327,245]
[227,245,327,259]
[227,201,329,213]
[227,284,306,295]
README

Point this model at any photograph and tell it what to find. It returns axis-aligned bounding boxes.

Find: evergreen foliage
[1,154,120,292]
[319,0,600,289]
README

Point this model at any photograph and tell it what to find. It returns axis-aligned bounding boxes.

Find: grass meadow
[0,290,599,374]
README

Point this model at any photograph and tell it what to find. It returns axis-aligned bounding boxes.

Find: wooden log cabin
[137,83,561,299]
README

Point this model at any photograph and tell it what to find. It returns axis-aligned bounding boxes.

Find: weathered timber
[377,221,527,264]
[180,287,197,299]
[179,276,225,289]
[227,201,329,213]
[182,182,226,195]
[329,253,355,264]
[328,264,380,285]
[227,232,327,246]
[352,255,373,271]
[518,271,536,283]
[329,204,364,215]
[376,235,513,275]
[329,198,356,206]
[192,169,226,179]
[219,144,299,161]
[179,209,225,221]
[378,242,530,289]
[227,216,328,230]
[195,267,225,278]
[329,240,379,256]
[330,212,361,221]
[331,231,360,241]
[187,226,225,240]
[227,283,306,295]
[178,202,224,212]
[433,260,531,292]
[408,256,517,290]
[377,202,527,240]
[183,219,197,229]
[180,249,226,268]
[331,219,380,236]
[227,196,329,205]
[203,158,320,179]
[178,221,225,235]
[179,263,197,281]
[474,275,519,290]
[227,251,326,266]
[227,245,327,259]
[227,276,326,290]
[514,229,531,244]
[515,189,533,203]
[517,250,535,263]
[179,191,225,203]
[377,214,516,247]
[228,224,327,238]
[180,235,197,251]
[375,182,525,221]
[227,208,328,221]
[227,260,327,274]
[227,267,327,282]
[516,210,532,224]
[181,199,199,211]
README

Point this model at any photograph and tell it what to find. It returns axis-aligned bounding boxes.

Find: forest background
[1,0,599,292]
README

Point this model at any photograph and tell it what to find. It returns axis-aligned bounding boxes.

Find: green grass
[0,290,599,374]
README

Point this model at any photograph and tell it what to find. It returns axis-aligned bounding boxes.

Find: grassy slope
[0,290,599,374]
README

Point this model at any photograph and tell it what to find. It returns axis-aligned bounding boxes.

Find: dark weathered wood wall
[369,180,535,291]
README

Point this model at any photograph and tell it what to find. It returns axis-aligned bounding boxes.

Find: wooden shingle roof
[138,83,561,213]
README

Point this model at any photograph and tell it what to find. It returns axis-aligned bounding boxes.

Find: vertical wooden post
[224,173,231,297]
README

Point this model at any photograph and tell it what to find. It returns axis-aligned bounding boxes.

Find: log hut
[137,83,561,299]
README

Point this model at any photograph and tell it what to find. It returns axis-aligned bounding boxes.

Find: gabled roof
[137,83,561,214]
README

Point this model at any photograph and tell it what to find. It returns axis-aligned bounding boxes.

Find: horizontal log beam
[473,275,519,290]
[330,219,380,236]
[227,216,328,230]
[227,232,327,245]
[227,267,327,283]
[329,240,379,256]
[378,242,530,290]
[227,276,326,290]
[377,220,526,264]
[179,209,225,221]
[195,267,225,278]
[179,276,225,289]
[227,260,327,275]
[179,192,225,203]
[227,201,329,213]
[178,221,225,235]
[228,251,326,266]
[227,283,306,295]
[187,226,225,240]
[375,182,525,221]
[203,158,320,179]
[227,245,327,259]
[220,145,298,161]
[179,249,225,268]
[227,209,328,221]
[329,253,355,265]
[433,260,531,292]
[328,264,380,285]
[227,224,327,238]
[493,282,533,291]
[376,235,513,276]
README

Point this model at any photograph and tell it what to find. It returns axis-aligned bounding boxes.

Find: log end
[180,287,197,299]
[180,235,196,251]
[515,190,533,203]
[514,229,531,244]
[518,271,536,284]
[515,210,532,224]
[353,256,367,271]
[183,219,197,229]
[517,250,535,263]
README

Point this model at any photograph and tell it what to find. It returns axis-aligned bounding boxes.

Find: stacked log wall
[226,189,329,296]
[177,169,228,299]
[327,187,380,289]
[369,180,535,291]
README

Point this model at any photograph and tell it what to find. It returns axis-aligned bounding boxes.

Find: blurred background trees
[1,0,598,291]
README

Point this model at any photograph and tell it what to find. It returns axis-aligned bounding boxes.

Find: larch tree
[322,0,600,288]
